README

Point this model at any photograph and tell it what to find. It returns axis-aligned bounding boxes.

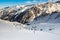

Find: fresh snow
[0,19,60,40]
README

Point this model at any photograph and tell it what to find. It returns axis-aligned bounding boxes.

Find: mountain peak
[0,2,60,24]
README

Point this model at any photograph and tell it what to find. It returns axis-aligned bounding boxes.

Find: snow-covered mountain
[0,1,60,40]
[0,1,60,33]
[0,1,60,23]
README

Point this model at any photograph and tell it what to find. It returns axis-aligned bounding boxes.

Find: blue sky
[0,0,48,8]
[0,0,48,2]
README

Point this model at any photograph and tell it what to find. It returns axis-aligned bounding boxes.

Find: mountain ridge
[0,1,60,24]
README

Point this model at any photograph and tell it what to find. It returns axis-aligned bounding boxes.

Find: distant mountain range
[0,1,60,24]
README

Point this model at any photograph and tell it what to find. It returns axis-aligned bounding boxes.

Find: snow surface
[0,19,60,40]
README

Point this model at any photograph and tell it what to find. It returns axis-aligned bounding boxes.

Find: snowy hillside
[0,1,60,33]
[0,20,60,40]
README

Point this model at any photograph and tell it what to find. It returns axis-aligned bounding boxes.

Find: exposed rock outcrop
[0,2,60,24]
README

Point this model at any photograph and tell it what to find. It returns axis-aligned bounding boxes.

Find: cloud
[33,0,36,2]
[26,1,32,4]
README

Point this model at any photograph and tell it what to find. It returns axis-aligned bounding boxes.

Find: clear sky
[0,0,48,3]
[0,0,48,8]
[0,0,59,8]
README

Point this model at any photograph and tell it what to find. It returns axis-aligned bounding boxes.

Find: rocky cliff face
[0,1,60,24]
